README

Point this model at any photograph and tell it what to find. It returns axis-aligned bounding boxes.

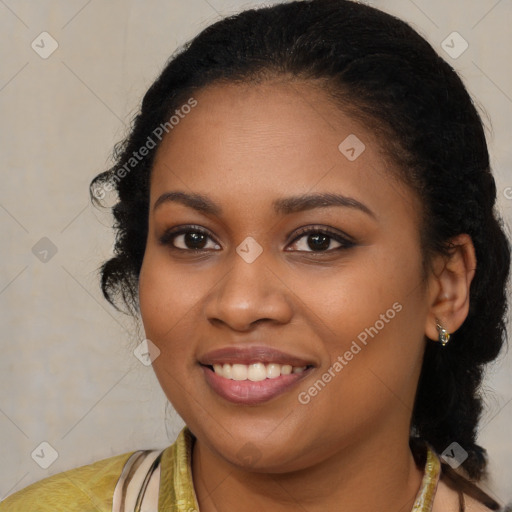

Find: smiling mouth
[201,362,314,405]
[198,345,315,404]
[208,362,310,381]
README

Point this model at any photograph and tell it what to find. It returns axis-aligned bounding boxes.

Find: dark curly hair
[90,0,510,506]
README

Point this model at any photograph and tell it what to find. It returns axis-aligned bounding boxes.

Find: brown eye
[159,226,221,251]
[288,227,355,252]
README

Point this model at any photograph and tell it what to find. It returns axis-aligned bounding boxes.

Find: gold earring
[435,319,450,346]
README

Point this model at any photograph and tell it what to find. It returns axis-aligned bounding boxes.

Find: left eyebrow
[153,191,376,219]
[272,192,376,219]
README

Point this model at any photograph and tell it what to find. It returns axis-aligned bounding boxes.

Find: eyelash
[158,225,356,254]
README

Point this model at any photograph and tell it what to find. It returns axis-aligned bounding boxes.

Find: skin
[138,80,478,512]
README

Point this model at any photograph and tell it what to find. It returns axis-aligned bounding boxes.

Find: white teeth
[211,362,308,380]
[281,365,292,375]
[232,364,248,381]
[248,363,266,382]
[266,363,281,379]
[222,363,232,379]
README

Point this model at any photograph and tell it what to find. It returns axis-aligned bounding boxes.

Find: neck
[192,420,425,512]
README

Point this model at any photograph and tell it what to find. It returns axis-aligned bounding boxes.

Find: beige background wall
[1,0,511,504]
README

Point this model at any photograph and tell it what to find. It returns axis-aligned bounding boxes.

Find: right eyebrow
[153,191,221,215]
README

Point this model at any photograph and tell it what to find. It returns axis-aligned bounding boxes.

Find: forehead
[149,80,415,221]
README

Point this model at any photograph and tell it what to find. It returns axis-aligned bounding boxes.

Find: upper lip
[198,345,316,367]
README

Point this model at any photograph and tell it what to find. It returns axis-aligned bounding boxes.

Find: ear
[424,234,477,342]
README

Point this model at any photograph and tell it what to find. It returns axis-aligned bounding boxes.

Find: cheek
[138,252,200,409]
[138,249,206,340]
[137,249,219,397]
[298,245,426,403]
[297,245,423,346]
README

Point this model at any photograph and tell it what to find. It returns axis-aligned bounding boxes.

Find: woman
[1,0,510,510]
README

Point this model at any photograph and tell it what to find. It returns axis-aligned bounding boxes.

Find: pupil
[185,232,206,249]
[308,234,330,251]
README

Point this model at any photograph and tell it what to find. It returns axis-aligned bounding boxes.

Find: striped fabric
[112,449,163,512]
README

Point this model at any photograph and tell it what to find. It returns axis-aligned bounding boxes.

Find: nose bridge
[206,239,293,330]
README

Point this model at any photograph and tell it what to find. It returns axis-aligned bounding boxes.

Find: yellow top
[0,428,439,511]
[0,447,136,511]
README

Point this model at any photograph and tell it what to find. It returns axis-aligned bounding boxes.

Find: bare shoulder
[464,493,512,512]
[433,479,497,512]
[464,493,497,512]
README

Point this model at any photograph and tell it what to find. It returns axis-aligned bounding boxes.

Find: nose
[204,248,294,332]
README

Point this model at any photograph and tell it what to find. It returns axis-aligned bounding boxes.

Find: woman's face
[139,80,432,472]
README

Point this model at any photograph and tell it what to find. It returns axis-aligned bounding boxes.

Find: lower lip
[202,366,311,405]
